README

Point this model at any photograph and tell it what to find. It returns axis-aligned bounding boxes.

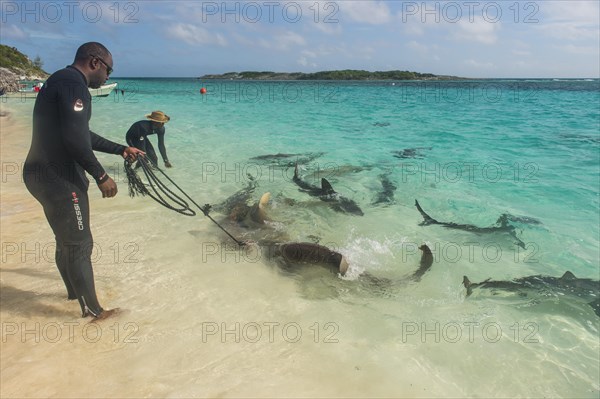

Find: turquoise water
[2,78,599,397]
[98,78,599,274]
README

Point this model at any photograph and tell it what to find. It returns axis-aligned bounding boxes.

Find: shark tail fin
[415,200,439,226]
[463,276,474,297]
[588,298,600,317]
[321,178,336,195]
[419,244,432,255]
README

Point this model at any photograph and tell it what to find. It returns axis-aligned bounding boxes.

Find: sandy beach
[0,106,137,395]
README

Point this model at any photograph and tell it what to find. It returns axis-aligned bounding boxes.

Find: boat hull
[1,82,118,98]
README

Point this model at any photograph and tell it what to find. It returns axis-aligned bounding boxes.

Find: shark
[414,199,527,249]
[293,163,364,216]
[249,152,325,168]
[271,242,350,276]
[209,183,434,280]
[463,272,600,317]
[372,173,397,205]
[393,147,432,159]
[209,182,351,275]
[211,177,271,228]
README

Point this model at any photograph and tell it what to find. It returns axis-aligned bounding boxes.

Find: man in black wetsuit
[23,42,144,320]
[126,111,172,168]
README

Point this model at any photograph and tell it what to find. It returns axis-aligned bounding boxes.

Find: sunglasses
[90,54,113,76]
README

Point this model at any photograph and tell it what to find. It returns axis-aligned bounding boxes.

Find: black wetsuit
[23,66,126,317]
[125,120,168,167]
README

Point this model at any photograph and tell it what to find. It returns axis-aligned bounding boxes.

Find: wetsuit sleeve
[58,86,107,183]
[90,131,127,155]
[157,128,169,162]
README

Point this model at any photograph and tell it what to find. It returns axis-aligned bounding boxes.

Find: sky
[1,0,599,78]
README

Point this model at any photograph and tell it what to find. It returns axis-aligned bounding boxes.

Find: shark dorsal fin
[414,200,439,225]
[463,276,473,296]
[561,271,576,280]
[321,178,336,195]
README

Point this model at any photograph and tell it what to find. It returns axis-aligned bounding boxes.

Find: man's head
[72,42,113,89]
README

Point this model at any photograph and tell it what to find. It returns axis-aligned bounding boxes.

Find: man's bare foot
[91,308,122,322]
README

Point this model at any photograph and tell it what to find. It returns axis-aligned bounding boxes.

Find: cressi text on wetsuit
[125,120,168,167]
[23,65,126,317]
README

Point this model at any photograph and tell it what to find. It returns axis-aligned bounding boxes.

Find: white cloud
[464,59,494,69]
[538,1,600,41]
[339,1,392,24]
[542,1,599,24]
[512,49,531,57]
[297,56,317,68]
[559,44,600,55]
[313,21,343,35]
[2,24,29,40]
[259,31,306,50]
[454,17,500,44]
[166,23,227,46]
[407,40,429,54]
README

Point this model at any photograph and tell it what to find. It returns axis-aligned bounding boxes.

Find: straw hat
[146,110,170,123]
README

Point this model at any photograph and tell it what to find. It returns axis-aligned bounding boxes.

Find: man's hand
[164,160,173,168]
[123,147,145,162]
[98,176,118,198]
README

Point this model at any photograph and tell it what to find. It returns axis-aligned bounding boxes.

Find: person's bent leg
[128,136,146,169]
[145,140,159,167]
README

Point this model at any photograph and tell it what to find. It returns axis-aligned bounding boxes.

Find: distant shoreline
[198,70,468,81]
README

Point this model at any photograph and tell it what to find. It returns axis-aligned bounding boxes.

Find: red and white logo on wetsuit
[73,99,84,112]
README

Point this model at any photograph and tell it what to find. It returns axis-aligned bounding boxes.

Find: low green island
[200,70,464,81]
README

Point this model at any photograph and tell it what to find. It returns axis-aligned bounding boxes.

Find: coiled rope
[124,156,244,246]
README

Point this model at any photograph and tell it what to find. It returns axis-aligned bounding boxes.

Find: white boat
[1,82,118,98]
[88,82,118,97]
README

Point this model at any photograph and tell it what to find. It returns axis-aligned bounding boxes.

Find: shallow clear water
[1,78,599,397]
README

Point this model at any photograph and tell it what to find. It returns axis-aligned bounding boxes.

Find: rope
[124,156,245,246]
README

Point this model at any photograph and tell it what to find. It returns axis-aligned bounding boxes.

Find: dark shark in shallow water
[372,173,397,205]
[293,164,364,216]
[463,271,600,317]
[393,147,432,159]
[249,152,325,168]
[273,242,349,276]
[211,178,271,227]
[279,242,434,281]
[415,199,527,249]
[209,184,434,280]
[210,184,350,274]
